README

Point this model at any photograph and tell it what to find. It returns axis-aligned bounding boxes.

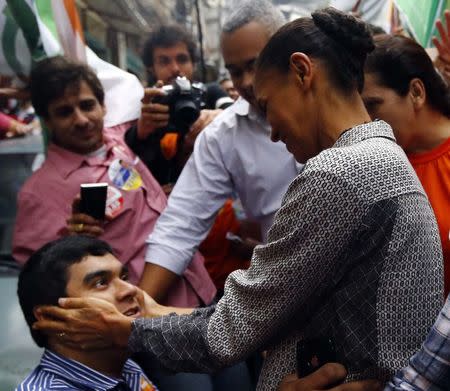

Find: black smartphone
[296,337,337,377]
[79,183,108,220]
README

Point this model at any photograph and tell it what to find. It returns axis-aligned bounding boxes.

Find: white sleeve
[145,124,234,275]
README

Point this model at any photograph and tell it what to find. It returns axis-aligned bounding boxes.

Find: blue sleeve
[385,296,450,391]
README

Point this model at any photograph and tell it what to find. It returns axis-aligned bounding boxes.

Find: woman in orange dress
[362,34,450,295]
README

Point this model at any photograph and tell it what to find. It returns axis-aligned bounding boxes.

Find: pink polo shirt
[13,123,216,307]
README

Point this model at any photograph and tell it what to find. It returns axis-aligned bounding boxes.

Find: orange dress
[199,199,250,290]
[408,137,450,296]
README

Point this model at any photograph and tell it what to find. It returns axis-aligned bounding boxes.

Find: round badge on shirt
[108,158,142,190]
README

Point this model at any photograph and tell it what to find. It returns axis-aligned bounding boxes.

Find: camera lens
[174,100,200,127]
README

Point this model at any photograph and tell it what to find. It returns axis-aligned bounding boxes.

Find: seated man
[16,235,158,391]
[12,56,215,307]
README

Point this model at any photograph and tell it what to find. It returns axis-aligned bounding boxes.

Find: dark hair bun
[312,7,375,62]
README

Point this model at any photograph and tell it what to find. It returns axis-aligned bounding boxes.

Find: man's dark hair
[30,56,105,118]
[18,236,113,348]
[256,7,375,94]
[365,34,450,118]
[141,24,198,68]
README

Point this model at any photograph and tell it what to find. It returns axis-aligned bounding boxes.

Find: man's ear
[289,52,313,89]
[408,78,426,111]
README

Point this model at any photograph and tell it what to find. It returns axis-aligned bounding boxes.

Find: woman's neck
[317,91,372,149]
[408,106,450,154]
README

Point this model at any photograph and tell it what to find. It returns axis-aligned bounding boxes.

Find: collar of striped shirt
[29,349,153,391]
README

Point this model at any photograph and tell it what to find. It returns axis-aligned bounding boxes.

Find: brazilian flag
[395,0,449,47]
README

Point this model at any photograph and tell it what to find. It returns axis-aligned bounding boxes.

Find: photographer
[125,25,233,187]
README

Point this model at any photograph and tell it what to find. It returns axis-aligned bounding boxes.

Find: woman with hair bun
[362,34,450,297]
[31,8,443,390]
[248,6,442,385]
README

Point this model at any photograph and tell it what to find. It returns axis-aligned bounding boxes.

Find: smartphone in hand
[79,183,108,220]
[296,337,338,377]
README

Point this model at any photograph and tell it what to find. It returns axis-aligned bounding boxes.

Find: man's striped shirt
[16,349,157,391]
[386,295,450,391]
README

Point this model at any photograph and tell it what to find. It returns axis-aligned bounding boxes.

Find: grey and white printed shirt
[129,121,443,391]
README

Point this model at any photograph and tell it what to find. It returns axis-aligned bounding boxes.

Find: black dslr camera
[153,76,206,134]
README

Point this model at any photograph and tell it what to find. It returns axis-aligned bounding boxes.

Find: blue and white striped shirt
[16,349,157,391]
[385,295,450,391]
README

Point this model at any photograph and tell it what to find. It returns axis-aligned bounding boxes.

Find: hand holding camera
[138,76,206,140]
[152,76,204,134]
[185,109,222,149]
[137,81,170,140]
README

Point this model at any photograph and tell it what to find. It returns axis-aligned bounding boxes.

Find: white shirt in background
[145,97,303,275]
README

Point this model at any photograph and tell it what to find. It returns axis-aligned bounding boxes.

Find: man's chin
[77,138,104,154]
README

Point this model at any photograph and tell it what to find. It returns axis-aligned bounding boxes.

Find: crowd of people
[5,1,450,391]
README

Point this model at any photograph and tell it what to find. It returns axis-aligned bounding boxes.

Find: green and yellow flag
[394,0,449,47]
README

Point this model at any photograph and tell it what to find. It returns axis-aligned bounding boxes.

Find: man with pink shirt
[12,56,216,308]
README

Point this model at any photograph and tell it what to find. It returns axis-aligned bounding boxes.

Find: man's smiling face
[65,253,141,319]
[44,80,106,155]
